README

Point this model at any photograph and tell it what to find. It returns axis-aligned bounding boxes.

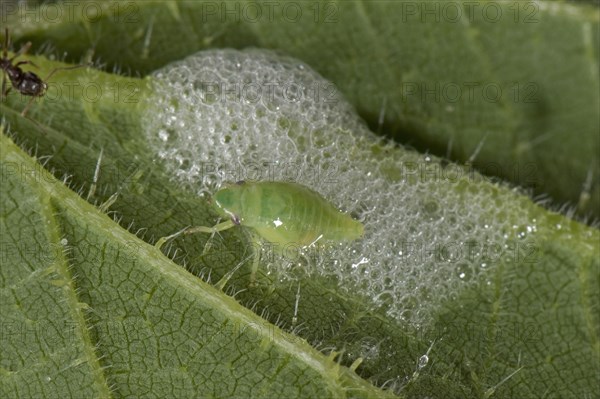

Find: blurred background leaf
[5,0,599,219]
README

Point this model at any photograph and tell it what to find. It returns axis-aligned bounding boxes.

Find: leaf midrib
[10,145,113,396]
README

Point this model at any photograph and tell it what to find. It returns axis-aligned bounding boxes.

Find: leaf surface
[1,5,599,398]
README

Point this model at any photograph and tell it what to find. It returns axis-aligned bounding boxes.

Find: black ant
[1,28,89,116]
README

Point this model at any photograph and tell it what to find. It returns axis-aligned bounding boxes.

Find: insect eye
[235,180,245,185]
[232,215,241,225]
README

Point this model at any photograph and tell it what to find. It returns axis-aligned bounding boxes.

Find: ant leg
[9,41,32,62]
[14,60,38,69]
[1,73,8,101]
[20,95,38,117]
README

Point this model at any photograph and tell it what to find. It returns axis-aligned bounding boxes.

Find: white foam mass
[142,49,535,326]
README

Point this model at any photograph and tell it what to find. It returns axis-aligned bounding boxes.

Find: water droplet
[422,200,440,219]
[456,263,472,282]
[158,129,169,141]
[418,354,429,369]
[158,128,177,143]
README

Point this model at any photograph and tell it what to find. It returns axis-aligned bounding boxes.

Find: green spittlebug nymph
[158,180,364,287]
[211,180,364,245]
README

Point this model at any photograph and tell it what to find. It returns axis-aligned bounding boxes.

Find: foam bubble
[142,49,536,326]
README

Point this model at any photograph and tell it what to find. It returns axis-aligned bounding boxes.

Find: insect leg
[247,233,263,287]
[14,60,37,68]
[184,219,235,235]
[155,226,190,250]
[9,41,32,62]
[214,253,253,291]
[1,72,8,101]
[155,219,235,251]
[197,219,225,261]
[20,95,39,117]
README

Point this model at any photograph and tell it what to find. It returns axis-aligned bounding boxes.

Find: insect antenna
[4,28,33,62]
[1,70,5,102]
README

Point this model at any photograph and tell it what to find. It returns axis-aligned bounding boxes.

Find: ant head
[41,81,48,94]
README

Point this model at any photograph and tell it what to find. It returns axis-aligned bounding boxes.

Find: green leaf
[1,4,599,398]
[7,0,599,217]
[0,131,393,398]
